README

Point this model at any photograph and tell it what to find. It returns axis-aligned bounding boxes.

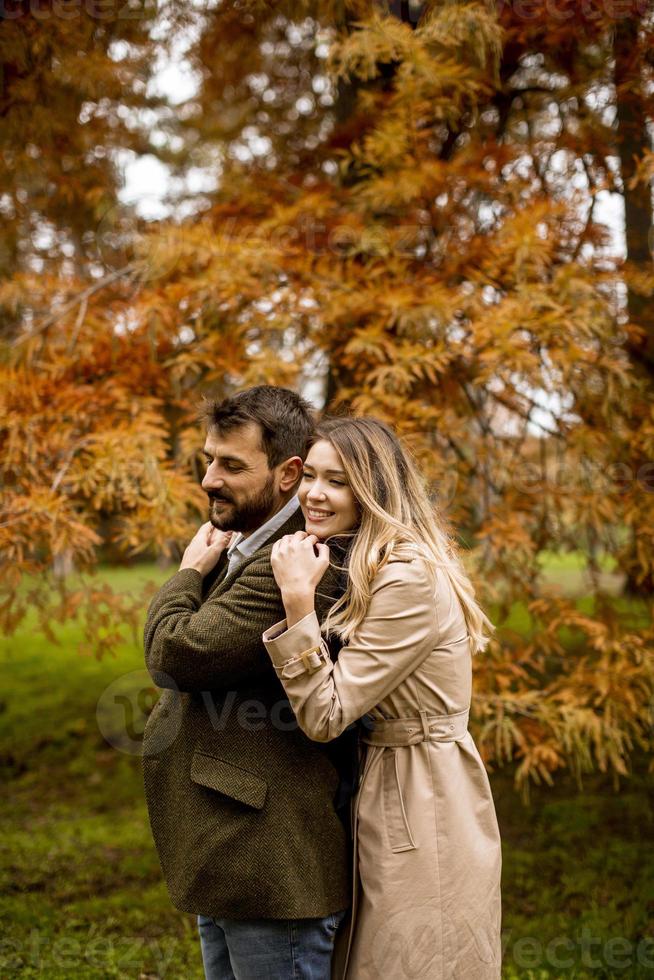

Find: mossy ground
[1,562,652,978]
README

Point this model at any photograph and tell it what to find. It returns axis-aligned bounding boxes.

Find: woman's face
[299,439,359,540]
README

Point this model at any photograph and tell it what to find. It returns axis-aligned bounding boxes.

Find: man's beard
[208,474,276,533]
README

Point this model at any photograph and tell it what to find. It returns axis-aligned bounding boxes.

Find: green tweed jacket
[142,509,350,919]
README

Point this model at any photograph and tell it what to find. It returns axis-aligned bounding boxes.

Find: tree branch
[12,262,139,347]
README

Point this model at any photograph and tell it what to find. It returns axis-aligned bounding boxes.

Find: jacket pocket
[382,749,417,852]
[190,751,268,810]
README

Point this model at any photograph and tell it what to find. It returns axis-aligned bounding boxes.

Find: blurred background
[1,1,653,977]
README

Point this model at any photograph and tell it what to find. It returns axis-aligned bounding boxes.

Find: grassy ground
[536,550,623,598]
[1,561,652,978]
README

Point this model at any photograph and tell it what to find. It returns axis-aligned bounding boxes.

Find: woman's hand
[179,522,233,577]
[271,531,330,624]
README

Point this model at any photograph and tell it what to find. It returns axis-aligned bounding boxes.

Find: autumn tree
[1,0,653,790]
[613,12,654,594]
[0,4,206,649]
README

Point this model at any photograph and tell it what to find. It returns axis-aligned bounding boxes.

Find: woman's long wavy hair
[314,416,494,656]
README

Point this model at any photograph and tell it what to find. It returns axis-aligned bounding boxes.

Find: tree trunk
[614,16,654,596]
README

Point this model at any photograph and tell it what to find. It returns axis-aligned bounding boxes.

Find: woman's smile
[299,439,359,539]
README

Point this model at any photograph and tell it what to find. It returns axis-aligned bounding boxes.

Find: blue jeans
[197,910,347,980]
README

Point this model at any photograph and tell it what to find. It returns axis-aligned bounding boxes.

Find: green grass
[0,564,202,979]
[537,550,618,572]
[495,769,654,978]
[537,549,623,599]
[1,560,653,978]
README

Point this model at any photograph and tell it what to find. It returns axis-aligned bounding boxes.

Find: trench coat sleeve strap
[262,559,439,743]
[144,554,286,693]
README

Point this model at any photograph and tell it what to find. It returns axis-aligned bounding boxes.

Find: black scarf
[316,534,363,842]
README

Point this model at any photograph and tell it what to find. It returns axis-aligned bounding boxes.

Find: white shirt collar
[226,494,301,566]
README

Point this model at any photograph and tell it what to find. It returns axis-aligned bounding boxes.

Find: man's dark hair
[202,385,316,468]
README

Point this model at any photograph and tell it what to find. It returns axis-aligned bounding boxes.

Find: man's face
[201,422,281,533]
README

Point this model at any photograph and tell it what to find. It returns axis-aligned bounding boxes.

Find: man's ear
[278,456,304,493]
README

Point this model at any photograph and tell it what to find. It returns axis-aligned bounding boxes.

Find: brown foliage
[1,1,653,790]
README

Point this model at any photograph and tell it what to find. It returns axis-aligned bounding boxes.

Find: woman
[262,417,502,980]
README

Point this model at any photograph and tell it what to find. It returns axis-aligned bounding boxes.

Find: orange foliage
[1,1,653,790]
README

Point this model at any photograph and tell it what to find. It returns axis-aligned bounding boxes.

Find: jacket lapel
[203,550,229,599]
[205,509,306,599]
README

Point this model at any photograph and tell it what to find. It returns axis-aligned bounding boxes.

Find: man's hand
[180,522,233,577]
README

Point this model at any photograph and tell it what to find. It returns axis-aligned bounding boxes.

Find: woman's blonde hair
[314,416,494,655]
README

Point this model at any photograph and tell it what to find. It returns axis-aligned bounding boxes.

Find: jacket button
[449,725,455,731]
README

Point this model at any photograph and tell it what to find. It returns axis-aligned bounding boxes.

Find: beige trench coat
[262,554,502,980]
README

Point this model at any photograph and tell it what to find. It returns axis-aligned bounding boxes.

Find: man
[142,385,350,980]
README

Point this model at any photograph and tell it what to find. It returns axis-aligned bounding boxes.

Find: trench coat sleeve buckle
[274,642,331,679]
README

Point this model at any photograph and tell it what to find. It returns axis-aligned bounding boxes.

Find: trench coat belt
[360,707,470,747]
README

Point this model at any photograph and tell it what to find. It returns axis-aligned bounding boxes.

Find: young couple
[143,385,502,980]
